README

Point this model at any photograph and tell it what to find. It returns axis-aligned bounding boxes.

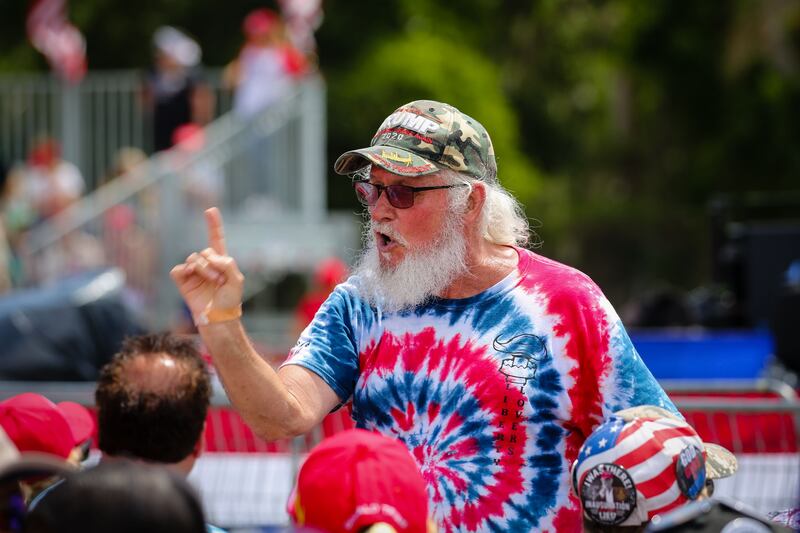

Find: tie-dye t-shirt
[285,248,675,532]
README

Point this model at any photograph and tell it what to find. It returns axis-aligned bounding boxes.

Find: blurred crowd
[0,7,311,298]
[0,331,795,532]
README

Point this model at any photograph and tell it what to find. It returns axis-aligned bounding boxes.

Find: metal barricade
[665,379,799,514]
[0,379,795,528]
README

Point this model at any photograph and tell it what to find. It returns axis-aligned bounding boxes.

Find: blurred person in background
[277,0,323,62]
[4,137,104,285]
[170,123,223,210]
[224,8,308,118]
[8,137,84,224]
[93,332,225,532]
[100,146,157,312]
[171,99,677,532]
[0,393,94,506]
[224,8,308,206]
[288,428,435,533]
[571,405,738,532]
[0,156,35,287]
[144,26,214,153]
[24,461,207,533]
[291,256,348,339]
[101,146,148,186]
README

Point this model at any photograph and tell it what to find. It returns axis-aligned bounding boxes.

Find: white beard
[352,213,469,313]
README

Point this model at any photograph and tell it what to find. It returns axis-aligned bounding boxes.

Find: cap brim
[703,442,738,479]
[613,405,738,479]
[334,146,439,177]
[57,402,95,445]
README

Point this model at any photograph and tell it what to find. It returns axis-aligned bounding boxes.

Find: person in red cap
[292,257,349,339]
[224,7,308,117]
[289,429,435,533]
[0,393,94,504]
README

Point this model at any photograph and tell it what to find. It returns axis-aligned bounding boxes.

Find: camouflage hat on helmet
[334,100,496,181]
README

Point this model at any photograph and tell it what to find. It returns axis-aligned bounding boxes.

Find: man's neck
[100,452,196,478]
[437,241,519,300]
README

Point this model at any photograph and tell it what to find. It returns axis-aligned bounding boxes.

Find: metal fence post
[298,77,326,223]
[59,80,82,174]
[157,158,182,329]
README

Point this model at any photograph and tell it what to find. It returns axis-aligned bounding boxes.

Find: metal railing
[12,75,358,330]
[0,69,234,190]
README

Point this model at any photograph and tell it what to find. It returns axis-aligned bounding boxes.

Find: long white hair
[439,169,531,247]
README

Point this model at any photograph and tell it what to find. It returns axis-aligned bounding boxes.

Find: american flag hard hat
[570,405,738,527]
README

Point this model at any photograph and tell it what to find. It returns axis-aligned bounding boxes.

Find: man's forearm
[198,320,312,440]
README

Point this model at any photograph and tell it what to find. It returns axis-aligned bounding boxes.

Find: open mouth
[376,231,398,252]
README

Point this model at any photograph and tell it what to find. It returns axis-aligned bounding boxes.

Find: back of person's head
[571,406,738,532]
[23,460,206,533]
[288,429,433,533]
[95,333,210,464]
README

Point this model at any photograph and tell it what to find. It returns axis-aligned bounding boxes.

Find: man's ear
[192,420,207,458]
[465,182,486,222]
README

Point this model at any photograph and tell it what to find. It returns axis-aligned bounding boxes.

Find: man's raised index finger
[205,207,228,255]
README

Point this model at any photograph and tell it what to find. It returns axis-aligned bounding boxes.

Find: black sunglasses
[353,180,468,209]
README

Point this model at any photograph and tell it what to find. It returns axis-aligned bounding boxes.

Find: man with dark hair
[95,333,211,475]
[92,333,225,532]
[95,332,211,473]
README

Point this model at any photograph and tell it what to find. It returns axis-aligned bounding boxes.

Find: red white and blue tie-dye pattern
[285,248,676,533]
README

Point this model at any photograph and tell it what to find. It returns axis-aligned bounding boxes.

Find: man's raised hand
[170,207,244,323]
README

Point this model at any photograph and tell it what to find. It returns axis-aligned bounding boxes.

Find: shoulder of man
[646,498,794,532]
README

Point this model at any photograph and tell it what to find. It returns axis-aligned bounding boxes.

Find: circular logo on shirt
[579,463,637,526]
[675,445,706,500]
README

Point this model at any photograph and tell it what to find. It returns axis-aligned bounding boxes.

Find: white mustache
[371,222,409,247]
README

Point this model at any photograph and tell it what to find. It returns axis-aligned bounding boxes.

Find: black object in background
[0,269,146,381]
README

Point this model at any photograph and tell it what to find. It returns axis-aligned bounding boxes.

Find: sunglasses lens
[386,185,414,208]
[354,182,377,205]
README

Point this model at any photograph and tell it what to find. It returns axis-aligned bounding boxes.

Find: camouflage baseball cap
[334,100,496,181]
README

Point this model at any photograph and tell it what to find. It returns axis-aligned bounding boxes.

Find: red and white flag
[27,0,87,83]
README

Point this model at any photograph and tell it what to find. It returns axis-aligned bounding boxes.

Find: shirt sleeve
[564,274,677,437]
[600,301,678,417]
[281,285,364,404]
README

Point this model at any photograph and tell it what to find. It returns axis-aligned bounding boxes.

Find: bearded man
[171,100,676,533]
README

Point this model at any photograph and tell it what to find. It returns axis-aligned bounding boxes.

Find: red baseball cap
[0,393,95,459]
[289,429,430,533]
[0,425,75,483]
